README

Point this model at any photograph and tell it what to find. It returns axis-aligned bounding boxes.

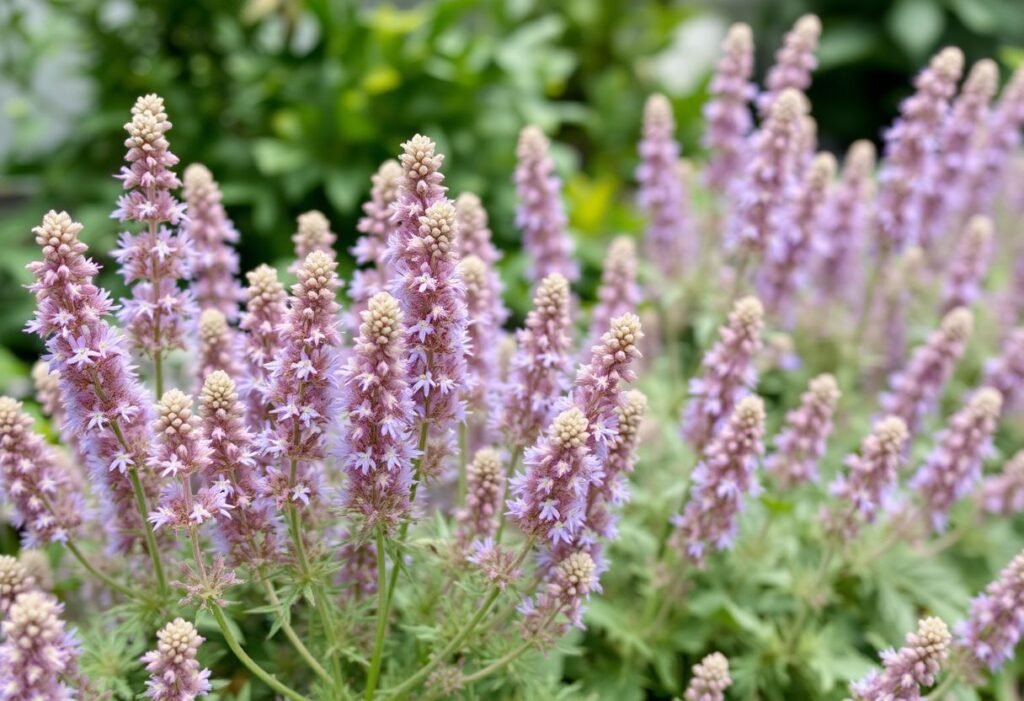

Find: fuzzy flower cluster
[980,449,1024,516]
[941,215,993,313]
[239,264,289,426]
[826,416,909,539]
[957,550,1024,672]
[850,616,951,700]
[291,210,337,266]
[672,396,766,567]
[142,618,212,701]
[757,14,821,115]
[521,550,599,639]
[336,291,415,534]
[911,388,1002,533]
[684,652,733,701]
[183,163,244,320]
[515,126,579,284]
[456,447,504,548]
[965,65,1024,215]
[637,94,692,277]
[682,296,764,451]
[0,590,79,700]
[586,237,641,351]
[0,555,34,615]
[765,373,840,487]
[460,255,505,423]
[703,23,755,192]
[588,389,647,535]
[879,307,973,435]
[0,397,83,546]
[984,327,1024,411]
[197,308,243,384]
[349,160,403,331]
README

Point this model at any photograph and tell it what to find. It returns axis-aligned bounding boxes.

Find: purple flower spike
[0,591,80,700]
[726,89,807,256]
[766,373,840,487]
[183,164,244,321]
[349,160,403,334]
[240,265,288,427]
[142,618,212,701]
[880,307,973,435]
[456,447,503,548]
[498,273,573,450]
[911,387,1002,533]
[758,14,821,115]
[957,549,1024,672]
[637,94,693,277]
[940,215,993,313]
[817,140,876,303]
[0,556,33,615]
[197,309,243,385]
[0,397,83,547]
[980,449,1024,516]
[684,652,733,701]
[984,327,1024,411]
[585,389,647,542]
[851,616,951,700]
[877,47,964,250]
[572,313,644,446]
[336,291,415,535]
[965,66,1024,216]
[703,23,756,193]
[826,416,909,539]
[586,237,641,351]
[672,396,766,568]
[291,210,336,268]
[515,126,579,285]
[25,211,156,552]
[457,191,504,268]
[682,296,764,451]
[520,550,599,640]
[460,254,507,436]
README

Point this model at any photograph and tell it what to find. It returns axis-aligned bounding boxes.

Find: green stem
[462,637,536,684]
[364,526,390,701]
[784,545,836,657]
[382,422,431,610]
[210,603,313,701]
[127,466,167,596]
[153,349,164,398]
[64,540,143,600]
[261,579,333,686]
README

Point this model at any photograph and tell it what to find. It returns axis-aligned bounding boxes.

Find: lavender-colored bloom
[940,215,993,313]
[919,60,998,250]
[0,397,83,546]
[196,309,243,384]
[142,618,212,701]
[111,94,194,359]
[459,255,505,431]
[682,296,764,451]
[672,396,766,567]
[456,447,503,548]
[25,211,156,552]
[586,237,641,351]
[911,388,1002,533]
[684,652,733,701]
[879,307,973,435]
[457,192,504,269]
[957,549,1024,671]
[499,273,573,450]
[520,550,599,640]
[0,555,34,615]
[984,327,1024,411]
[703,23,756,193]
[291,210,336,268]
[183,163,244,321]
[878,246,926,375]
[349,160,403,334]
[32,362,87,470]
[757,14,821,115]
[726,89,806,256]
[336,292,415,534]
[0,591,79,700]
[515,126,579,284]
[758,151,836,318]
[877,47,964,250]
[851,616,951,700]
[826,416,909,539]
[980,449,1024,516]
[260,251,343,512]
[965,66,1024,216]
[765,374,840,487]
[816,140,876,302]
[239,265,288,427]
[637,94,693,276]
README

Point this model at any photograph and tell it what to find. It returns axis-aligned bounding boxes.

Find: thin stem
[364,526,389,701]
[382,422,431,611]
[784,544,836,657]
[458,421,469,508]
[64,540,143,600]
[462,637,536,684]
[210,603,313,701]
[127,466,168,596]
[852,247,887,356]
[260,580,333,685]
[153,349,164,398]
[493,446,522,545]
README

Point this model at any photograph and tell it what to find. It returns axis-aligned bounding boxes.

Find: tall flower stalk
[703,23,756,193]
[765,374,840,487]
[183,163,244,320]
[350,160,403,333]
[757,14,821,116]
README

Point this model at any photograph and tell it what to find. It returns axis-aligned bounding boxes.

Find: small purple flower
[456,448,504,548]
[0,591,80,700]
[957,549,1024,672]
[239,264,289,427]
[941,215,993,314]
[684,652,732,701]
[459,254,506,438]
[980,449,1024,516]
[984,327,1024,411]
[196,308,243,385]
[851,616,951,700]
[466,537,522,591]
[142,618,212,701]
[672,396,766,568]
[586,237,641,352]
[291,210,336,268]
[349,160,403,333]
[765,374,840,487]
[183,163,244,321]
[520,550,599,641]
[515,126,579,285]
[911,388,1002,533]
[758,14,821,116]
[703,23,756,193]
[964,65,1024,216]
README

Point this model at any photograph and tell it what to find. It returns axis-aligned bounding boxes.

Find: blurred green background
[1,0,1023,380]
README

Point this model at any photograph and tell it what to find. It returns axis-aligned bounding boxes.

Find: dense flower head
[397,133,446,206]
[336,291,415,533]
[980,449,1024,516]
[142,618,212,701]
[877,47,964,250]
[911,387,1002,532]
[113,94,184,225]
[0,555,34,615]
[196,308,242,384]
[879,306,973,435]
[521,550,599,639]
[958,550,1024,672]
[25,210,156,552]
[984,327,1024,411]
[456,447,504,547]
[0,591,79,700]
[672,396,766,567]
[0,397,83,546]
[239,264,288,425]
[851,616,951,700]
[637,94,693,277]
[350,159,404,331]
[726,89,807,255]
[456,195,509,371]
[765,373,840,487]
[965,65,1024,215]
[515,125,579,284]
[459,254,506,428]
[499,273,574,449]
[703,23,756,192]
[586,237,641,350]
[183,163,244,320]
[684,652,732,701]
[291,210,336,266]
[683,296,764,451]
[941,215,993,313]
[758,14,821,115]
[826,416,909,539]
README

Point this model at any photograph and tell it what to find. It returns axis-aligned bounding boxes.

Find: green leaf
[252,139,308,176]
[887,0,945,57]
